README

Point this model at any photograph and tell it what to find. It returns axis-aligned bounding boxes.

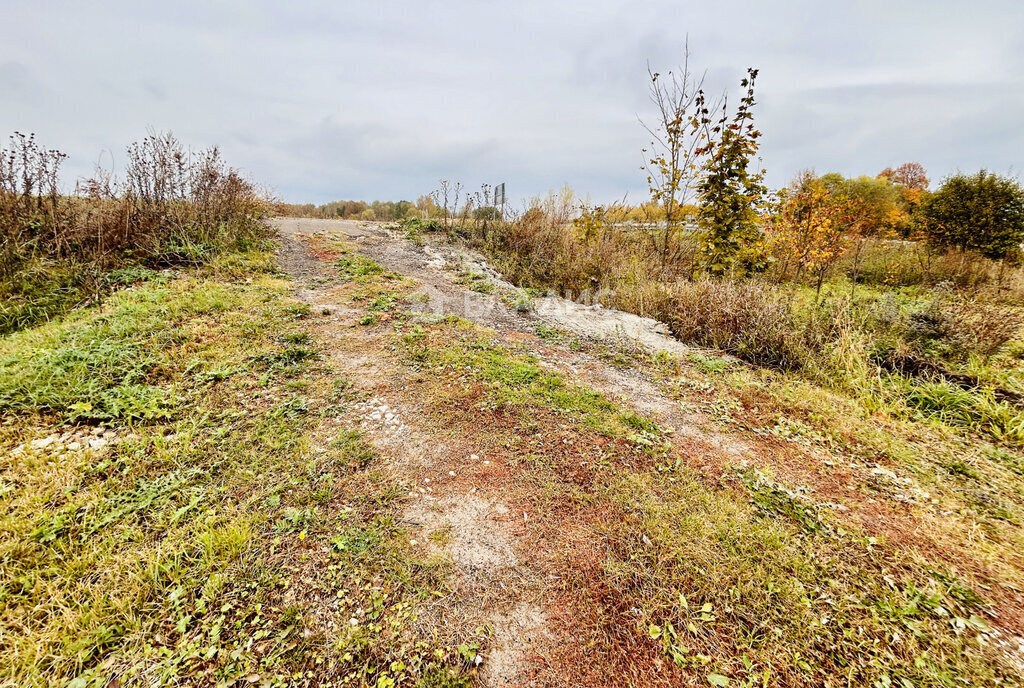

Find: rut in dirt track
[269,217,742,686]
[275,217,529,332]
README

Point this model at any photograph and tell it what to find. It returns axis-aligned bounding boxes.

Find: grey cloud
[0,61,47,105]
[760,80,1024,184]
[1,0,1021,203]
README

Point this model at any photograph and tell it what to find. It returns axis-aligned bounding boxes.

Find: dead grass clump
[945,300,1024,360]
[667,278,818,370]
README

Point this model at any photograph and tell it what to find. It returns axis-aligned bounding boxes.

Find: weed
[285,303,311,319]
[368,293,398,312]
[403,325,427,344]
[415,665,473,688]
[332,429,377,470]
[689,352,730,374]
[469,280,495,294]
[397,217,441,246]
[948,459,979,478]
[256,345,320,371]
[533,322,570,343]
[336,252,386,281]
[280,331,313,345]
[505,290,535,312]
[741,467,826,533]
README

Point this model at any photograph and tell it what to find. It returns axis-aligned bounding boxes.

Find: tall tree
[878,163,930,236]
[878,162,929,191]
[771,171,858,296]
[822,173,906,236]
[695,68,768,276]
[922,171,1024,261]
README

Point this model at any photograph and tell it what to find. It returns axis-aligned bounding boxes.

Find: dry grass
[0,131,271,334]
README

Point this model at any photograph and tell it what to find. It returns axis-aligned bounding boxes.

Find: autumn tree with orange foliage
[770,171,861,297]
[878,162,929,191]
[878,162,930,235]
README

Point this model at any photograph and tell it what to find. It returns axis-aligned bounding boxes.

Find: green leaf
[648,623,662,639]
[708,673,730,687]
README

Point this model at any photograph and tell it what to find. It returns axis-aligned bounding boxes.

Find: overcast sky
[3,0,1022,205]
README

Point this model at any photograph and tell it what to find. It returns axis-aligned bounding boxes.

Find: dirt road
[271,218,730,685]
[268,218,1024,686]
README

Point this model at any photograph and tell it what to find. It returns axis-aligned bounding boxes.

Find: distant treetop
[877,162,929,191]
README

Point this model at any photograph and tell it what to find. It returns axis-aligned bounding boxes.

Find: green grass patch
[901,378,1024,446]
[398,320,650,437]
[0,250,479,687]
[336,251,385,282]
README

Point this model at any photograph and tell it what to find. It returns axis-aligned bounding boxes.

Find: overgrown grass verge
[398,214,1024,455]
[1,131,272,334]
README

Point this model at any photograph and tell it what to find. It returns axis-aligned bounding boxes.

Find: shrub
[867,289,1024,363]
[667,279,817,370]
[398,217,441,234]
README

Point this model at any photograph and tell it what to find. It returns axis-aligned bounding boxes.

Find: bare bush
[0,133,69,277]
[668,279,815,369]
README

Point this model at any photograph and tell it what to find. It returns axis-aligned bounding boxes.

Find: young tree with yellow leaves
[771,171,860,298]
[640,45,712,271]
[694,68,769,276]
